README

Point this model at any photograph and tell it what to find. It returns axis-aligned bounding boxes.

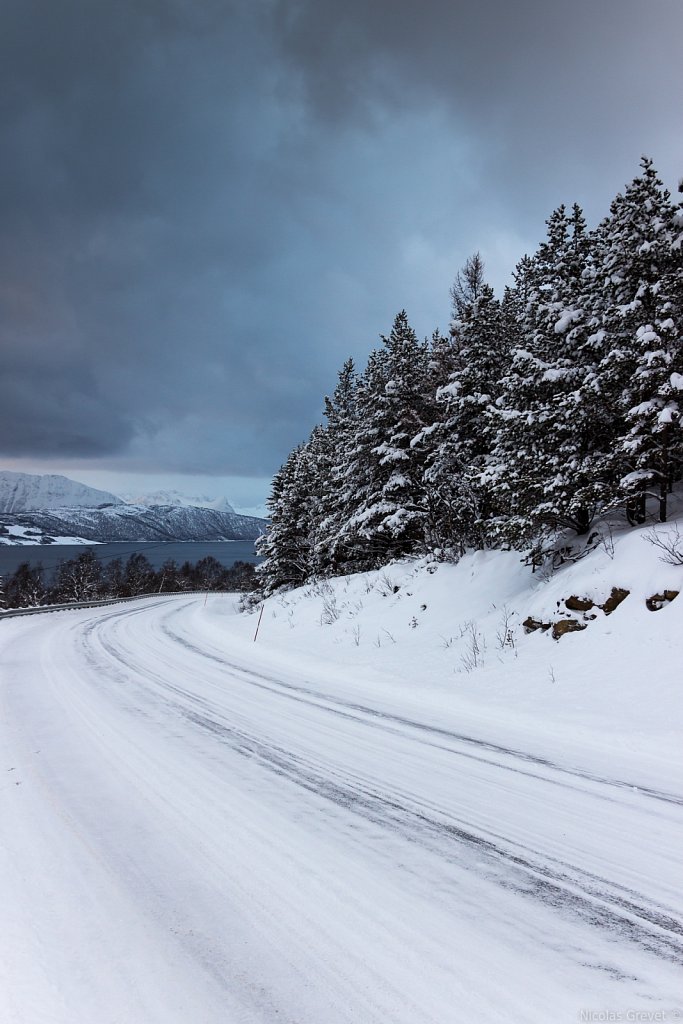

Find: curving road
[1,596,681,1023]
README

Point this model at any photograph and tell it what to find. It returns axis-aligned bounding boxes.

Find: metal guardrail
[0,591,211,621]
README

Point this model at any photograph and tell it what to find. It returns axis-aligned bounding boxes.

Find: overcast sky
[2,0,682,506]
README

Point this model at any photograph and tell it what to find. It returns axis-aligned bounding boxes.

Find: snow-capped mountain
[0,472,268,544]
[122,489,236,514]
[0,504,266,545]
[0,471,123,513]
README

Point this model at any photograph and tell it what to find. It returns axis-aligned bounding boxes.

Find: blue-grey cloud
[1,0,681,478]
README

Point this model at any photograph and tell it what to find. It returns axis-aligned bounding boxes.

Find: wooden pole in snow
[253,603,264,642]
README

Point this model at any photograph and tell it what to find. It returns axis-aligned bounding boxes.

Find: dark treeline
[258,158,683,593]
[0,551,256,610]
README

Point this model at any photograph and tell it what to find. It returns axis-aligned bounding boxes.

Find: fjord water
[0,541,261,579]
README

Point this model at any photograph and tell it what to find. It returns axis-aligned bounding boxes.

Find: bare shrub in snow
[644,525,683,565]
[599,523,616,560]
[495,605,516,651]
[318,581,341,624]
[377,572,400,597]
[459,620,485,673]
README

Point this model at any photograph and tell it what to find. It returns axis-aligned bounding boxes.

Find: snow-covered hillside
[245,518,683,780]
[0,470,122,513]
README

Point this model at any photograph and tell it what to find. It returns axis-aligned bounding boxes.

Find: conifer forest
[258,159,683,592]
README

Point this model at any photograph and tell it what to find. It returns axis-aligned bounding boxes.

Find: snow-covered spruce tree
[301,422,337,577]
[257,424,333,592]
[426,327,459,387]
[413,328,461,553]
[527,203,618,535]
[314,358,361,576]
[257,444,313,593]
[487,205,602,546]
[590,158,683,523]
[419,264,507,554]
[337,312,431,568]
[321,349,384,572]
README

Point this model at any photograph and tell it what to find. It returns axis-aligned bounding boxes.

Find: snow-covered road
[1,595,681,1023]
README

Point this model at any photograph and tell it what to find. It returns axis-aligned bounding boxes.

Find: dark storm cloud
[1,0,682,478]
[1,0,303,472]
[273,0,683,211]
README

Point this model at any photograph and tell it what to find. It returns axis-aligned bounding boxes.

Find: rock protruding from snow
[0,471,123,513]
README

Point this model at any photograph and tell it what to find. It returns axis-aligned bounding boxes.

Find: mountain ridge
[121,489,237,514]
[0,503,266,545]
[0,471,123,513]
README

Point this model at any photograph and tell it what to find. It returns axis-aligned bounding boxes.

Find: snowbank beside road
[217,521,683,788]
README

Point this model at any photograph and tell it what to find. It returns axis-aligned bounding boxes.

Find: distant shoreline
[0,540,262,579]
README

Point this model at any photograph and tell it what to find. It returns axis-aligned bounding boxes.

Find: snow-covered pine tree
[257,436,324,593]
[303,423,336,573]
[591,158,683,522]
[425,327,458,389]
[331,348,389,571]
[314,359,360,576]
[528,203,616,535]
[339,312,431,566]
[487,206,598,545]
[422,266,507,554]
[413,328,461,553]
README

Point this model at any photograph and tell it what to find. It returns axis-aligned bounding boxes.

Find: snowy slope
[246,520,683,779]
[0,470,122,512]
[0,503,266,544]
